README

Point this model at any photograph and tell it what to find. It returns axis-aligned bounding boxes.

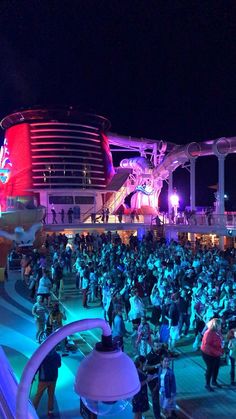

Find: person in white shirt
[102,280,113,321]
[128,289,145,325]
[32,296,49,342]
[37,271,52,306]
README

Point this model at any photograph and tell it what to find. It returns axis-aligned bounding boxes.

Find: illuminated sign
[0,139,12,183]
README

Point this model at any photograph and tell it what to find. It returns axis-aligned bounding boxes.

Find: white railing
[163,213,236,228]
[43,211,145,225]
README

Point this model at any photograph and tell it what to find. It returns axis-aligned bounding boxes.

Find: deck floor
[1,270,236,418]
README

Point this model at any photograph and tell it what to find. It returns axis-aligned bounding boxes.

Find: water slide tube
[153,136,236,181]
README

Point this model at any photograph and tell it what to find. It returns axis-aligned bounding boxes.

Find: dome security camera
[75,334,140,416]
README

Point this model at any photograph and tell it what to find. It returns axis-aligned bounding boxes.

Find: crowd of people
[14,229,236,418]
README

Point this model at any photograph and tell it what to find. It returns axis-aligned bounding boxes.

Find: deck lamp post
[170,189,179,223]
[16,318,140,418]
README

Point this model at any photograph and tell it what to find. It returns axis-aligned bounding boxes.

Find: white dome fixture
[16,318,140,418]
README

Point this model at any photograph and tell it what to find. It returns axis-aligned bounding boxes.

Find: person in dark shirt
[145,340,168,419]
[60,208,65,223]
[101,208,105,222]
[178,289,190,337]
[132,355,150,419]
[222,301,236,331]
[51,208,57,224]
[67,207,73,223]
[33,349,61,417]
[105,207,110,223]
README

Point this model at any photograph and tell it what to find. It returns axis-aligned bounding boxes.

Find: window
[49,196,74,205]
[74,196,94,204]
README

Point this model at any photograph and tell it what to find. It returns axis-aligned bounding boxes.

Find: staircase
[105,168,131,191]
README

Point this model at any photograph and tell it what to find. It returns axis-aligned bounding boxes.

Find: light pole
[16,318,140,418]
[170,189,179,224]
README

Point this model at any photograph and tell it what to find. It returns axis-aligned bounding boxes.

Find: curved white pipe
[154,136,236,180]
[120,156,153,171]
[108,132,173,151]
[16,318,111,419]
[108,132,236,188]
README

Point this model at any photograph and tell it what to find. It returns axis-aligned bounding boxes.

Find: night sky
[0,0,236,208]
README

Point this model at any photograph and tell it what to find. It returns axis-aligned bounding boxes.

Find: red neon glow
[0,124,33,208]
[101,133,115,184]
